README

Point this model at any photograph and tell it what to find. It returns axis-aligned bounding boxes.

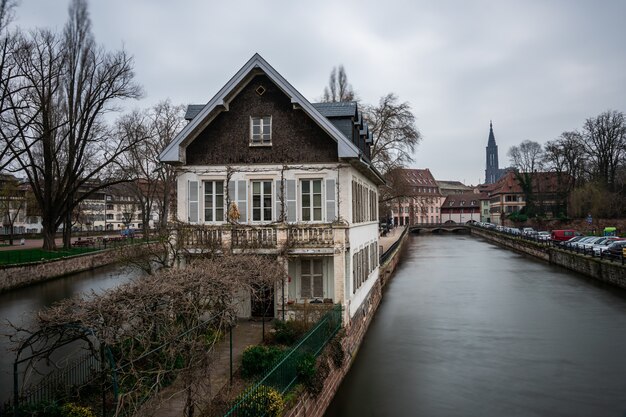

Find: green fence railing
[224,304,342,417]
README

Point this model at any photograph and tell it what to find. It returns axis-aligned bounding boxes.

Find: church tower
[485,121,500,184]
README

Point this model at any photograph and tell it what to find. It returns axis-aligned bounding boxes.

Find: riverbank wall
[470,227,626,289]
[0,243,158,293]
[284,229,409,417]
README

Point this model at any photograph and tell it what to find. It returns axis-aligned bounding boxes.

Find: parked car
[579,237,609,251]
[604,240,626,259]
[592,237,622,256]
[561,235,593,248]
[551,229,577,242]
[537,231,550,241]
[569,236,598,249]
[522,227,536,236]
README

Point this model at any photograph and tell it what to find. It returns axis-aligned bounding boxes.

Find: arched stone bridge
[409,223,471,234]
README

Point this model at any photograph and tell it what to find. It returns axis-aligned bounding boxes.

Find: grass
[0,247,101,265]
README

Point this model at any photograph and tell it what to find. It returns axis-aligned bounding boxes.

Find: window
[301,259,323,299]
[252,180,272,221]
[301,179,322,221]
[250,116,271,145]
[204,181,224,222]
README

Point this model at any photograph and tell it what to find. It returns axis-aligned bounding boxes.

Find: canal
[325,234,626,417]
[0,264,140,404]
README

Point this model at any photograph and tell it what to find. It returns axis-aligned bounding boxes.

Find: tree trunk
[42,223,57,251]
[63,210,72,249]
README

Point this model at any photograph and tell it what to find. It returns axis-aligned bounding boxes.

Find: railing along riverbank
[469,226,626,289]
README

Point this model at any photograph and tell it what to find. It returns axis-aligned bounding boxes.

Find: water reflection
[325,234,626,417]
[0,264,140,403]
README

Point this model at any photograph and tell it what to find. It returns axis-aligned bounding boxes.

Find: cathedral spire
[488,120,496,147]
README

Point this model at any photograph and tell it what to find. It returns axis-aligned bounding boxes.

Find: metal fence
[224,304,342,417]
[379,227,408,265]
[18,351,101,407]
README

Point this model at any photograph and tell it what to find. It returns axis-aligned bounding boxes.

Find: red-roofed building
[440,191,484,224]
[486,171,570,224]
[389,168,445,226]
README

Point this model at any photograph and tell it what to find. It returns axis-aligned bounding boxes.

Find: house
[388,168,444,226]
[159,54,384,323]
[436,180,473,196]
[487,170,569,224]
[72,182,159,232]
[440,191,483,224]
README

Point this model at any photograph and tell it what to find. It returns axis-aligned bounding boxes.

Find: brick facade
[186,75,338,165]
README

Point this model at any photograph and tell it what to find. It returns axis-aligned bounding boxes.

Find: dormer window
[250,116,272,145]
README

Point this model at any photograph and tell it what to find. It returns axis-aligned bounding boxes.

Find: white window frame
[250,116,272,146]
[203,180,225,223]
[300,179,323,222]
[251,180,273,222]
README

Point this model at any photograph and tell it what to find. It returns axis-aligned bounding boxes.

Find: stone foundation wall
[284,231,409,417]
[470,227,626,289]
[0,243,163,293]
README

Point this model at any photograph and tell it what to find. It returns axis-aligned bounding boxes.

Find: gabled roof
[159,53,363,164]
[442,192,482,208]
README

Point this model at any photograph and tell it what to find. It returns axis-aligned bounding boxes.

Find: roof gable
[160,53,362,164]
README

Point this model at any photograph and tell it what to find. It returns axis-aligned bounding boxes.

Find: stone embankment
[284,228,409,417]
[0,244,155,293]
[470,227,626,289]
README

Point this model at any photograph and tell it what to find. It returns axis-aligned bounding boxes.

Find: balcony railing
[177,224,341,251]
[178,226,222,248]
[232,227,277,249]
[287,226,334,247]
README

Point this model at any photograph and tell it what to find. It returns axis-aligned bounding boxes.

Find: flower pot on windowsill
[286,300,295,305]
[323,298,333,304]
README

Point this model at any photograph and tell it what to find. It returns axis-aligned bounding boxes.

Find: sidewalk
[379,226,405,254]
[145,320,265,417]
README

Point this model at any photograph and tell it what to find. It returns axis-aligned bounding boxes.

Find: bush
[235,385,284,417]
[241,345,284,378]
[61,403,96,417]
[297,353,329,397]
[272,320,309,346]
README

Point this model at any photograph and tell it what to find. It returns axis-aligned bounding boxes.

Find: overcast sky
[12,0,626,184]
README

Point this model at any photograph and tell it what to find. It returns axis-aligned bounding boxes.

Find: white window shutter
[286,179,296,222]
[237,180,247,223]
[325,179,336,222]
[275,179,283,222]
[188,181,198,223]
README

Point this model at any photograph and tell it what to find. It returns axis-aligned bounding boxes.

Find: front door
[251,284,274,318]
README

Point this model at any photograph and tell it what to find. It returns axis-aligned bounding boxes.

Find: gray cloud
[13,0,626,184]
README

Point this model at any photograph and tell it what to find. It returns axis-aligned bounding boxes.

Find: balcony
[287,226,334,247]
[232,227,277,249]
[176,223,343,253]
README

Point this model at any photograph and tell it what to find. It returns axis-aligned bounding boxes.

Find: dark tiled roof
[185,104,205,121]
[442,192,481,208]
[312,102,358,118]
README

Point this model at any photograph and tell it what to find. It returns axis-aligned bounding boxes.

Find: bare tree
[1,0,142,250]
[543,131,587,189]
[581,110,626,191]
[0,0,23,171]
[507,140,543,173]
[322,65,356,103]
[119,100,184,237]
[365,93,421,173]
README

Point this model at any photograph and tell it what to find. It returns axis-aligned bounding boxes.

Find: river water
[0,264,140,404]
[325,234,626,417]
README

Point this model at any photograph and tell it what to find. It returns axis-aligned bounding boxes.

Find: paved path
[379,226,405,254]
[145,320,265,417]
